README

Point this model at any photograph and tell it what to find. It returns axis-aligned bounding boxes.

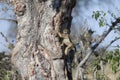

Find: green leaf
[112,65,117,73]
[92,10,106,27]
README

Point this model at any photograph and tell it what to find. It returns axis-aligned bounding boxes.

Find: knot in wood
[14,2,26,16]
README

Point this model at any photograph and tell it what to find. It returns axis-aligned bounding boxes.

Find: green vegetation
[0,52,21,80]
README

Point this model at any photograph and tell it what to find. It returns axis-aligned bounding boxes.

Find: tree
[10,0,76,80]
[1,0,120,80]
[72,11,120,80]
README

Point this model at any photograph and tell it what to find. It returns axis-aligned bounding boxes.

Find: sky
[0,3,16,52]
[72,0,120,50]
[0,0,120,52]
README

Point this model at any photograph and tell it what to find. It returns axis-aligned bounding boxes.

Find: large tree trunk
[11,0,76,80]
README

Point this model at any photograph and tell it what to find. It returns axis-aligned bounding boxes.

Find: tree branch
[0,32,8,42]
[78,17,120,67]
[92,17,120,50]
[104,37,120,50]
[0,18,17,23]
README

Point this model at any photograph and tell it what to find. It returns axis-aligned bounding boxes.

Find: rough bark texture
[11,0,76,80]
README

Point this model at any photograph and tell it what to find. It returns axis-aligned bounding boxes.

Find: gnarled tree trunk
[11,0,76,80]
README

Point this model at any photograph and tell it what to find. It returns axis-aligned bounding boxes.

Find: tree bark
[11,0,76,80]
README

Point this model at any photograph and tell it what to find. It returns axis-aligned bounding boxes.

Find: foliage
[96,72,109,80]
[0,52,21,80]
[105,49,120,73]
[92,56,101,70]
[0,52,12,80]
[92,11,106,27]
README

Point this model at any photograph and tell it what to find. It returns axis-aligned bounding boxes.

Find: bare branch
[0,18,17,23]
[0,32,8,42]
[104,37,120,50]
[78,17,120,67]
[92,17,120,50]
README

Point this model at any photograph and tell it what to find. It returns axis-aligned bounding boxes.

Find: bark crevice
[11,0,76,80]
